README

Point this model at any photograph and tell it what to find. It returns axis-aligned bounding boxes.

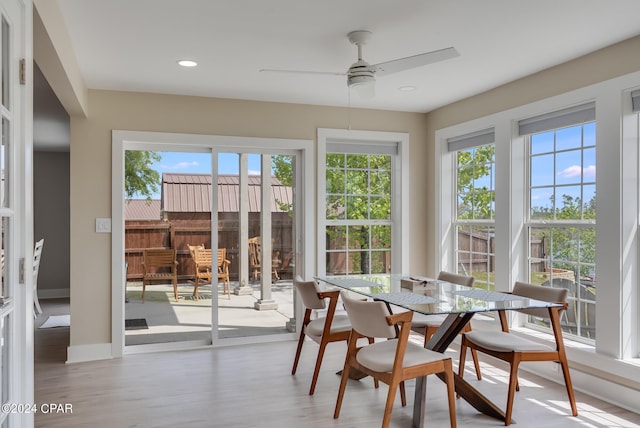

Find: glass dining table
[315,274,563,427]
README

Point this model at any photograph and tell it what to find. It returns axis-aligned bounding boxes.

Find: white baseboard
[66,343,112,364]
[38,288,70,299]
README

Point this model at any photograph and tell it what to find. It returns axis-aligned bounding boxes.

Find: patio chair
[292,276,370,395]
[188,245,231,299]
[216,248,231,298]
[141,249,178,302]
[410,271,482,379]
[248,236,280,281]
[458,281,577,425]
[334,293,457,428]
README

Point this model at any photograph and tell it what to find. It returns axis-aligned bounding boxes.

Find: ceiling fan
[260,30,459,98]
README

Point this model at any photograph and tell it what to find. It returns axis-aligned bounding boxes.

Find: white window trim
[317,128,409,276]
[435,70,640,414]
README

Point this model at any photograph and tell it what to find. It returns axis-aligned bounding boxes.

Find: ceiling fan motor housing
[347,59,375,87]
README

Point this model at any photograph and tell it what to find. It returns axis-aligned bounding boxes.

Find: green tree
[273,152,394,275]
[272,155,293,212]
[124,151,161,200]
[537,194,596,277]
[457,145,495,220]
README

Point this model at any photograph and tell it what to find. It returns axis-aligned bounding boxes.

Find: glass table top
[314,274,561,316]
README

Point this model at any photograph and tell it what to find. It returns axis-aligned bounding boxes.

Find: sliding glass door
[114,131,309,355]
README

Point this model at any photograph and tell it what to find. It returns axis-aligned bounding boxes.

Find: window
[318,129,408,278]
[325,152,392,275]
[450,130,496,290]
[523,104,596,341]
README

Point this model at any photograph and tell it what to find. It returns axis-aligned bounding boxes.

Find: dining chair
[292,276,362,395]
[410,271,482,379]
[32,239,45,317]
[335,293,457,428]
[458,281,578,425]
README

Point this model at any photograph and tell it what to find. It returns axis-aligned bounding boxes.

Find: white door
[0,0,33,426]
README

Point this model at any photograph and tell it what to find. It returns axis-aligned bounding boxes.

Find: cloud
[248,170,261,175]
[557,164,595,178]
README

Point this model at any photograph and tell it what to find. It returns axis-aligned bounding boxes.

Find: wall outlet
[96,218,111,233]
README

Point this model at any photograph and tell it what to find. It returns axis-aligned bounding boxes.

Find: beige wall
[422,35,640,274]
[69,90,429,347]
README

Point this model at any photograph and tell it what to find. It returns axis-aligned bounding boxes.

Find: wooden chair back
[248,236,280,281]
[188,243,205,260]
[190,247,231,299]
[141,249,178,302]
[217,248,228,272]
[143,249,177,273]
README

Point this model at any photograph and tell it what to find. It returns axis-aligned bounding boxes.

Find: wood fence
[125,217,294,282]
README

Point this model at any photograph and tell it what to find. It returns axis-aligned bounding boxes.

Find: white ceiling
[50,0,640,114]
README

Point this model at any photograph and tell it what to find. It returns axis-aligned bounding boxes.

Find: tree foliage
[457,145,495,220]
[533,194,596,276]
[273,152,394,274]
[124,151,161,200]
[272,155,293,212]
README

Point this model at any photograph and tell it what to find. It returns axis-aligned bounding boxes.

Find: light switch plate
[96,218,112,233]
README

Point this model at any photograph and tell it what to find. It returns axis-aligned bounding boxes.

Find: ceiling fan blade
[373,47,459,76]
[259,68,345,76]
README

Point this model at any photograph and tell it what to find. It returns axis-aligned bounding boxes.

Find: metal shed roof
[162,173,293,213]
[124,199,161,220]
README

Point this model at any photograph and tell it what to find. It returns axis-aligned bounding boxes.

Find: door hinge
[19,257,24,283]
[19,58,25,85]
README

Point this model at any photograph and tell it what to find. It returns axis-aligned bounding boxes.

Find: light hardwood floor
[35,299,640,427]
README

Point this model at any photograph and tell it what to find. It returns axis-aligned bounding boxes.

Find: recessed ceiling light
[177,60,198,67]
[398,85,416,92]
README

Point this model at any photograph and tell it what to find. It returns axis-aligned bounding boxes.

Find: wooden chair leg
[559,357,578,416]
[505,358,521,426]
[399,381,406,407]
[309,341,328,395]
[382,380,399,428]
[471,349,482,380]
[333,358,351,419]
[458,340,468,378]
[443,360,457,427]
[291,329,306,375]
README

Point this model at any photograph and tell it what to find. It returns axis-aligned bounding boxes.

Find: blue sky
[153,152,264,175]
[530,123,596,210]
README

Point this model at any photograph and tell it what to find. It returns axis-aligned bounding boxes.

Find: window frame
[523,120,597,343]
[452,141,497,290]
[317,128,409,277]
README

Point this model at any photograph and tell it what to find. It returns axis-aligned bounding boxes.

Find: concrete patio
[124,279,295,346]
